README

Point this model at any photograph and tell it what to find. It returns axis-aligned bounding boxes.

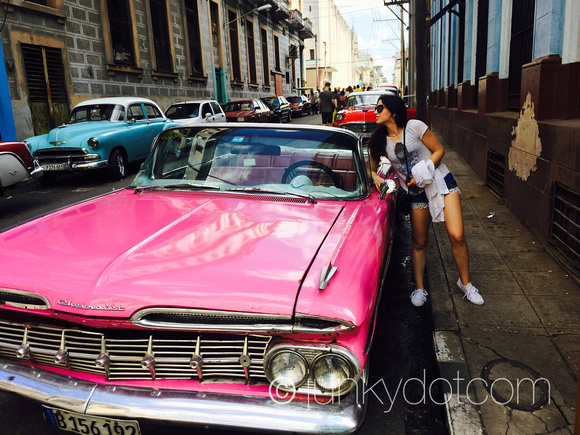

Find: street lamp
[223,4,272,28]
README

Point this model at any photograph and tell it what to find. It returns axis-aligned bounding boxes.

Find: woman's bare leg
[443,191,470,284]
[410,206,432,289]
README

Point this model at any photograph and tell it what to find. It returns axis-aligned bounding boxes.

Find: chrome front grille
[0,320,271,381]
[33,148,91,164]
[339,122,378,136]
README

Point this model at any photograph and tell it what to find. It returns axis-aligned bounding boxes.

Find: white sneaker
[457,279,484,305]
[410,289,428,307]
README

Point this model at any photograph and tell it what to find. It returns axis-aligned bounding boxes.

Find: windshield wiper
[224,187,316,204]
[132,183,220,193]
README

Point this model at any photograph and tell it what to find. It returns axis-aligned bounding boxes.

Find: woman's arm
[369,155,385,192]
[421,129,445,167]
[407,128,445,187]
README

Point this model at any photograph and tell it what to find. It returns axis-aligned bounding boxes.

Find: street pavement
[426,131,579,434]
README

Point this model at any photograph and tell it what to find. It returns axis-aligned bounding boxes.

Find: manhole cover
[480,358,549,411]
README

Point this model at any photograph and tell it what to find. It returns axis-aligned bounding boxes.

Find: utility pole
[323,41,327,84]
[414,0,427,121]
[315,34,319,90]
[400,5,405,93]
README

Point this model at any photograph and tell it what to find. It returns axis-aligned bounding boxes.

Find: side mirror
[204,113,212,119]
[379,179,397,200]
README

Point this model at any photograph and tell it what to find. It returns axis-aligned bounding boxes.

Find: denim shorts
[410,172,460,209]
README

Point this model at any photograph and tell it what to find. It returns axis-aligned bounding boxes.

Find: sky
[333,0,407,83]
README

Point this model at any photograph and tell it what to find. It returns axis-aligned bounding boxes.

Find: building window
[21,44,69,134]
[246,20,257,84]
[228,10,243,82]
[149,0,172,72]
[274,34,280,71]
[106,0,135,66]
[310,49,315,60]
[261,27,270,86]
[474,0,489,109]
[507,0,535,110]
[552,183,580,276]
[185,0,204,77]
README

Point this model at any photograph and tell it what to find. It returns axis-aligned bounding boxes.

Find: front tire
[108,149,126,180]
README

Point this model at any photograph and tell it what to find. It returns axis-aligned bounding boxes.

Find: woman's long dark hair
[368,94,407,167]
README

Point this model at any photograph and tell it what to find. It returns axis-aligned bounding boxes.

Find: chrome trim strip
[0,358,366,433]
[130,308,355,334]
[294,313,355,333]
[0,288,51,310]
[130,308,294,333]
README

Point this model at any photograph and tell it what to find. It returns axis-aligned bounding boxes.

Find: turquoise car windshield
[69,104,125,123]
[131,127,366,200]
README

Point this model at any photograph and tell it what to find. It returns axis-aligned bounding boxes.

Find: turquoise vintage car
[24,97,176,183]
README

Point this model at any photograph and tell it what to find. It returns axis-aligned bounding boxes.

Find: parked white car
[165,100,226,126]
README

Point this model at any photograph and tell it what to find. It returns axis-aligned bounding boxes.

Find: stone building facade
[0,0,314,140]
[428,0,580,277]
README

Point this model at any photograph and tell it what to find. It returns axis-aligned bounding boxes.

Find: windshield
[166,103,201,119]
[347,94,382,108]
[223,101,253,112]
[261,98,278,108]
[69,104,125,123]
[287,97,301,103]
[131,126,366,200]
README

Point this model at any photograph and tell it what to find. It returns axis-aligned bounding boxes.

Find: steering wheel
[282,160,342,188]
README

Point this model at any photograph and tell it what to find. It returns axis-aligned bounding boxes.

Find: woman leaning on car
[368,94,484,308]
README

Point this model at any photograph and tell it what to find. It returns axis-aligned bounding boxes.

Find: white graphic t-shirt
[383,119,449,193]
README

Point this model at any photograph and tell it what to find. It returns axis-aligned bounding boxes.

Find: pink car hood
[0,190,344,318]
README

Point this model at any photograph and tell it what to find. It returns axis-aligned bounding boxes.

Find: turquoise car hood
[26,121,126,152]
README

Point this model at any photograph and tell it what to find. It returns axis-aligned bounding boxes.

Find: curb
[433,331,483,435]
[426,226,485,435]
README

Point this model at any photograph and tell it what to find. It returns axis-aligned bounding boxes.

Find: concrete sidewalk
[426,133,579,434]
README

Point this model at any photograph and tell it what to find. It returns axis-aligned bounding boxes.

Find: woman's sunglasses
[375,105,385,113]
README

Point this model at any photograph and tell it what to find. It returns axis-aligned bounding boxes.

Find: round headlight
[267,350,308,388]
[335,113,344,122]
[87,137,99,150]
[312,354,353,393]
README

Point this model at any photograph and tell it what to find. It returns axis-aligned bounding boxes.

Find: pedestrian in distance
[368,93,484,307]
[318,82,336,126]
[337,90,347,111]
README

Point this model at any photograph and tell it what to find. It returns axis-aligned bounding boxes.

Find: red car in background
[0,141,42,194]
[286,95,312,117]
[403,95,417,120]
[223,99,271,123]
[334,91,416,143]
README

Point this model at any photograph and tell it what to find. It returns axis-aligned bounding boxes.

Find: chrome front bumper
[0,359,366,433]
[71,160,108,170]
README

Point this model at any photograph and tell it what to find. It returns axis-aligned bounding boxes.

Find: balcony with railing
[272,0,290,19]
[299,17,315,39]
[287,9,303,30]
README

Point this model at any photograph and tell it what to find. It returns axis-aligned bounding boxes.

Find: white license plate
[43,406,141,435]
[42,163,69,171]
[358,133,372,138]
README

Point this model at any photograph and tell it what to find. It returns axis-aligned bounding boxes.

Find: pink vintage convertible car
[0,124,397,433]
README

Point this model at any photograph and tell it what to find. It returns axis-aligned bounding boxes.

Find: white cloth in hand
[377,156,391,178]
[411,160,449,222]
